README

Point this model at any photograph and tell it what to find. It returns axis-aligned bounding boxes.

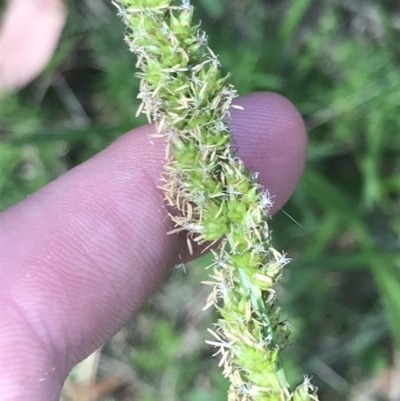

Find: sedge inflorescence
[114,1,319,400]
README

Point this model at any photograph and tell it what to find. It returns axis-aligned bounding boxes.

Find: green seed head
[114,1,320,400]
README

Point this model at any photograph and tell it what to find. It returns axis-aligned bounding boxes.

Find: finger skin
[231,92,307,213]
[0,92,307,400]
[0,0,66,95]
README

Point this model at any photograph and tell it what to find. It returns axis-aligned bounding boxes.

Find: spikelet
[114,1,319,399]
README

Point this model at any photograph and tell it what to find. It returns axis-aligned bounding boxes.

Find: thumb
[0,0,66,95]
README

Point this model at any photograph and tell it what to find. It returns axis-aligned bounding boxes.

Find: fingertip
[0,0,66,94]
[230,92,307,213]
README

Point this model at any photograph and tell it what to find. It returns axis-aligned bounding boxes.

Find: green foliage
[2,1,400,400]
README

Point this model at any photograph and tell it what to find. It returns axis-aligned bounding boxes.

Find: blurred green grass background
[2,0,400,400]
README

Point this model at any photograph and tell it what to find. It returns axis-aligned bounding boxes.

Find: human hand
[0,92,307,400]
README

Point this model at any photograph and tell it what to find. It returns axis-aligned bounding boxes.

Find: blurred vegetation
[2,0,400,400]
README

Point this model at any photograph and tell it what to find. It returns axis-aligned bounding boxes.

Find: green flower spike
[114,1,320,400]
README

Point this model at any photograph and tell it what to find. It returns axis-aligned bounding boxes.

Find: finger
[0,0,66,95]
[0,92,307,401]
[231,92,307,214]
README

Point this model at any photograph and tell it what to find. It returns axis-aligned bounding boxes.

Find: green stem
[238,268,290,392]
